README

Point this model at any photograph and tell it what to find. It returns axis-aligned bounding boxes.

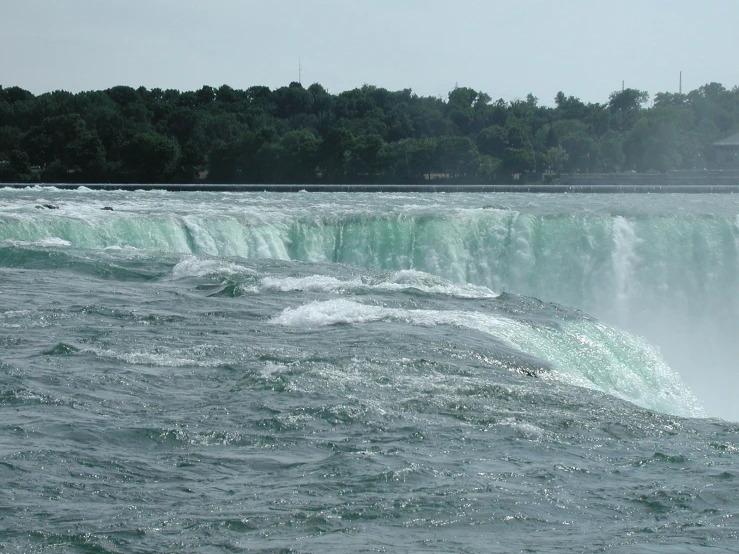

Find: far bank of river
[4,171,739,193]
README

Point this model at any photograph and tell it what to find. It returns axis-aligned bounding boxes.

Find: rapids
[2,187,739,552]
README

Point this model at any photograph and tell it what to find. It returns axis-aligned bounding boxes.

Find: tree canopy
[1,81,738,184]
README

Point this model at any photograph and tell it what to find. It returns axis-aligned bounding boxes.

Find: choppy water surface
[1,188,739,552]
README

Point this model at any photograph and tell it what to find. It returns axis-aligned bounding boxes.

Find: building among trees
[713,132,739,168]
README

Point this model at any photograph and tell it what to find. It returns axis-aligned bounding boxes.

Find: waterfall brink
[5,200,737,328]
[3,190,738,418]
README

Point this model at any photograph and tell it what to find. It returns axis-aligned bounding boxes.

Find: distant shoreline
[4,82,739,188]
[5,182,739,193]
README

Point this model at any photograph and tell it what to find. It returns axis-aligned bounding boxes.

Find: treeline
[0,81,738,184]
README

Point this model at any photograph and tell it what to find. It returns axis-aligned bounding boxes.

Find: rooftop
[714,132,739,146]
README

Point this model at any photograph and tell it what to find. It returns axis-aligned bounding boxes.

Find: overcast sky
[2,0,738,105]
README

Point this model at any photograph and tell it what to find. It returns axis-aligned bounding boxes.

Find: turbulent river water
[2,187,739,552]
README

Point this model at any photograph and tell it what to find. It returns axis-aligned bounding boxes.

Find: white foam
[37,237,71,247]
[272,299,392,327]
[501,418,545,437]
[89,346,226,368]
[379,270,498,298]
[4,237,71,247]
[104,245,140,252]
[170,256,257,279]
[259,270,498,298]
[271,300,515,339]
[260,361,287,379]
[260,275,362,293]
[271,299,704,418]
[611,216,640,319]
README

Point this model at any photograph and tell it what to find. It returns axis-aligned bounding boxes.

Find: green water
[1,188,738,552]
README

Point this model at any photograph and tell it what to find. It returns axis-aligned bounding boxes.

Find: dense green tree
[1,86,35,105]
[318,126,354,181]
[346,133,386,179]
[478,154,502,182]
[106,86,140,107]
[476,125,508,157]
[0,150,34,182]
[435,136,480,178]
[0,79,737,183]
[195,85,216,107]
[608,88,650,112]
[506,118,532,150]
[273,82,313,119]
[275,129,320,183]
[501,148,536,177]
[598,130,625,172]
[654,92,687,108]
[552,120,599,172]
[554,92,591,121]
[543,146,568,173]
[120,132,180,182]
[11,149,32,175]
[215,84,241,104]
[0,125,23,157]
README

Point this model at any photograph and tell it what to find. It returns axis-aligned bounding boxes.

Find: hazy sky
[2,0,738,105]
